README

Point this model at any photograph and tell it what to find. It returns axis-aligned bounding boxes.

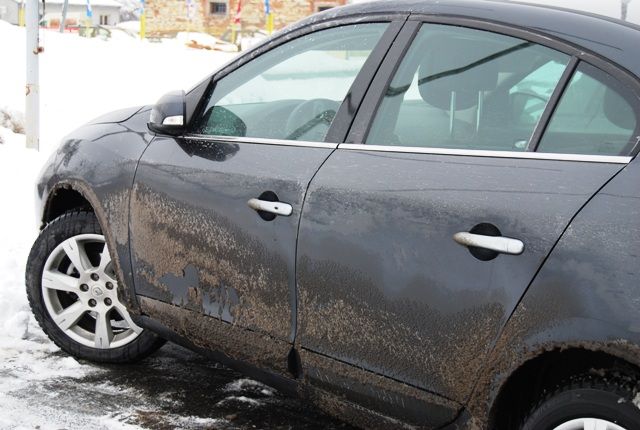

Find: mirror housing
[148,90,186,136]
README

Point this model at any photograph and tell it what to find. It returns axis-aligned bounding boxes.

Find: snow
[224,378,275,396]
[0,20,236,156]
[0,20,237,429]
[0,136,96,428]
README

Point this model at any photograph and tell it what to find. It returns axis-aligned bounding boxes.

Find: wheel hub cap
[41,234,143,349]
[554,418,627,430]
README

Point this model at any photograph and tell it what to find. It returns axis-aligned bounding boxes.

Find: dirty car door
[129,22,391,374]
[296,21,640,423]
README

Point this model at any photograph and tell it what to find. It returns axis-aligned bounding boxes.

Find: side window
[509,60,567,129]
[192,24,389,142]
[366,24,570,151]
[537,63,639,155]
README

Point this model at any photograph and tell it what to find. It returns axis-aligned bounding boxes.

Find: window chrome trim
[186,134,338,149]
[338,143,632,164]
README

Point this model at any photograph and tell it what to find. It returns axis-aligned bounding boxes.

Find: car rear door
[129,19,404,375]
[295,19,640,425]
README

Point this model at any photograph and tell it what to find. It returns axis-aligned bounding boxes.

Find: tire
[521,374,640,430]
[25,210,165,363]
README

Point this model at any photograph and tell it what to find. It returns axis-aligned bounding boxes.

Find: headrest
[603,87,636,131]
[419,36,500,110]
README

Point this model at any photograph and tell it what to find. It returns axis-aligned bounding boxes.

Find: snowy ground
[0,22,347,429]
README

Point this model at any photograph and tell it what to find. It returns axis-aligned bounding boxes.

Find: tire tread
[25,210,164,364]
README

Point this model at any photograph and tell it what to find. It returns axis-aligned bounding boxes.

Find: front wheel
[26,211,165,363]
[521,374,640,430]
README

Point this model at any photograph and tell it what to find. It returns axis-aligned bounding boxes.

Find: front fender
[36,106,154,313]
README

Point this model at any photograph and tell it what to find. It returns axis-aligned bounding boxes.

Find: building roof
[293,0,640,78]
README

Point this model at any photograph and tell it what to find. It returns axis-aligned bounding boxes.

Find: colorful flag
[86,0,93,18]
[234,0,242,25]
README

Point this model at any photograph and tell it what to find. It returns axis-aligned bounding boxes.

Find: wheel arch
[40,179,140,314]
[487,347,640,429]
[42,184,93,227]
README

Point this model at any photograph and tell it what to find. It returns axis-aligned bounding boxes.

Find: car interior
[192,23,639,157]
[366,28,639,156]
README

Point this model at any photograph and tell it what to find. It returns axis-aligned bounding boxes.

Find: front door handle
[247,198,292,217]
[453,232,524,256]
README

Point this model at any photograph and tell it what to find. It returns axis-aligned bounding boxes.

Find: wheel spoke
[554,418,627,430]
[42,270,78,293]
[113,304,143,334]
[62,237,91,273]
[94,310,113,349]
[53,301,86,331]
[98,243,111,272]
[42,233,144,350]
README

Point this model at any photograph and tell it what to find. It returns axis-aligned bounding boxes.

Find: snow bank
[0,138,95,428]
[0,20,236,155]
[0,21,238,428]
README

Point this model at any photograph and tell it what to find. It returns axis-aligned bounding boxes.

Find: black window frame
[346,15,640,158]
[186,14,411,142]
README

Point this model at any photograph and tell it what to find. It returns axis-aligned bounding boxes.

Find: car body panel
[296,148,625,404]
[36,106,153,311]
[129,136,335,348]
[467,156,640,420]
[31,2,640,428]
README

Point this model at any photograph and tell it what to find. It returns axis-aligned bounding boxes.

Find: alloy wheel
[41,234,142,349]
[554,418,627,430]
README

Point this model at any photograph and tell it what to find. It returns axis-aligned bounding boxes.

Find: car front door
[129,20,399,375]
[296,20,640,425]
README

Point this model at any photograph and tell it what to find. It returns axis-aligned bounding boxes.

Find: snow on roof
[45,0,123,8]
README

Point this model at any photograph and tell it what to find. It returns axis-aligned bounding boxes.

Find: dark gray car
[25,1,640,428]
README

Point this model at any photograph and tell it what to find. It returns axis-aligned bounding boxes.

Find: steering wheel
[285,98,340,141]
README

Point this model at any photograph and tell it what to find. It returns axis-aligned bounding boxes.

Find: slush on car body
[26,1,640,428]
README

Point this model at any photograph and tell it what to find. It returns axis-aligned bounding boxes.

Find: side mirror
[148,90,186,136]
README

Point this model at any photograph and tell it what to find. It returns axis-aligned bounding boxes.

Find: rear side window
[191,23,388,142]
[366,24,570,151]
[537,62,639,156]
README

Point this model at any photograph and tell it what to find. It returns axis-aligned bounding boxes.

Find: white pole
[622,0,632,21]
[26,0,40,151]
[60,0,69,33]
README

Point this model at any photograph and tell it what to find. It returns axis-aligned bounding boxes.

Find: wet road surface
[4,342,353,429]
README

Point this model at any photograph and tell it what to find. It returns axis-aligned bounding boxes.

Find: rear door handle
[247,198,292,217]
[453,232,524,255]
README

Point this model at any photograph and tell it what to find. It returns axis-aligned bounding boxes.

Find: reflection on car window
[509,61,567,128]
[366,24,569,152]
[192,24,388,142]
[537,62,639,156]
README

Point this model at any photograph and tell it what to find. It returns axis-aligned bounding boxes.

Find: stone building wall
[146,0,346,37]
